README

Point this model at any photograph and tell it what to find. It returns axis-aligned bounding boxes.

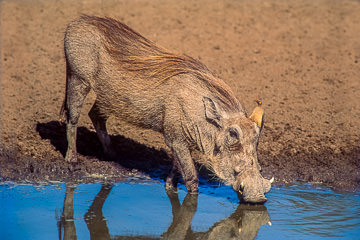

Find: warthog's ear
[203,96,222,128]
[250,100,264,132]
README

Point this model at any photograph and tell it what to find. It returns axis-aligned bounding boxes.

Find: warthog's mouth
[235,177,274,204]
[237,191,268,204]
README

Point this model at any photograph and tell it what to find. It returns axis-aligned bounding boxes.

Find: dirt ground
[1,0,359,191]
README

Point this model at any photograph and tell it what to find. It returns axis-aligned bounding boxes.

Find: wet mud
[1,0,359,191]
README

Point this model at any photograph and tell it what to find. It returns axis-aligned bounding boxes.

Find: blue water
[0,180,359,240]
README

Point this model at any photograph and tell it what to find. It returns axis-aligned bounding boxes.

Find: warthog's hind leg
[64,74,90,163]
[88,101,116,160]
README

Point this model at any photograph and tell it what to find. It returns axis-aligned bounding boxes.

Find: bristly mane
[82,15,242,111]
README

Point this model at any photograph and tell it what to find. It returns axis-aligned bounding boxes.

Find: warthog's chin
[233,177,274,204]
[237,191,268,204]
[233,182,267,204]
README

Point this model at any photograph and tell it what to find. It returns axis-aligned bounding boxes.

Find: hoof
[65,151,78,163]
[185,180,199,194]
[165,181,178,193]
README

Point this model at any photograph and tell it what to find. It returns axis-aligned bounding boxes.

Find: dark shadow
[58,183,270,240]
[36,121,101,159]
[36,121,171,179]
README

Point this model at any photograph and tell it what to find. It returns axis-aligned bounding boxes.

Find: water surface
[1,180,359,239]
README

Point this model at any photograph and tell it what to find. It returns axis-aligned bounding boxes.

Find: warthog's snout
[233,169,274,204]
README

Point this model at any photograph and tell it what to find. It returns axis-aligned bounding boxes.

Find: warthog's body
[61,15,272,203]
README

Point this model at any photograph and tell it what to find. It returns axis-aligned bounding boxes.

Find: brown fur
[81,15,241,112]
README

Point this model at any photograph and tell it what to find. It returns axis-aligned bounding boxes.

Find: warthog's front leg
[169,143,199,193]
[165,160,181,191]
[65,123,78,163]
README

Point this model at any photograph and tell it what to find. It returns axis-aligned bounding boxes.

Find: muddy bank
[0,121,172,183]
[1,0,359,190]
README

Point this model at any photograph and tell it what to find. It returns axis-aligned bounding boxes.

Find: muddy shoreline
[0,126,358,191]
[1,0,359,191]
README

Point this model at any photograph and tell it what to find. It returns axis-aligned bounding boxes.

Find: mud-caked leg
[65,123,78,163]
[88,101,116,160]
[168,142,199,193]
[65,74,90,163]
[165,160,181,191]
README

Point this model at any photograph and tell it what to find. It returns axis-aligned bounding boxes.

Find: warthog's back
[64,15,242,131]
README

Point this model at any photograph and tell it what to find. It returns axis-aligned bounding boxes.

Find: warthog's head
[203,98,273,203]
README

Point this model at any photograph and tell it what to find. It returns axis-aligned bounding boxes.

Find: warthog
[60,15,273,203]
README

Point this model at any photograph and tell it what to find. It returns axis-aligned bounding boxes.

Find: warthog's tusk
[270,177,274,184]
[238,181,244,195]
[267,221,272,226]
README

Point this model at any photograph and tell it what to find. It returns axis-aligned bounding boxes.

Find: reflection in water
[200,204,270,240]
[58,184,269,240]
[2,182,358,239]
[162,190,198,240]
[84,184,112,240]
[58,184,77,240]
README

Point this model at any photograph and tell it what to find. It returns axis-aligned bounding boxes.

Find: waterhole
[1,180,359,239]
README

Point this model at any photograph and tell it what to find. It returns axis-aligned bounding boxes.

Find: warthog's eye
[229,128,239,139]
[226,127,242,150]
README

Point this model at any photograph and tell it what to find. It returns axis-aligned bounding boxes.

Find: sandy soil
[1,0,359,190]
